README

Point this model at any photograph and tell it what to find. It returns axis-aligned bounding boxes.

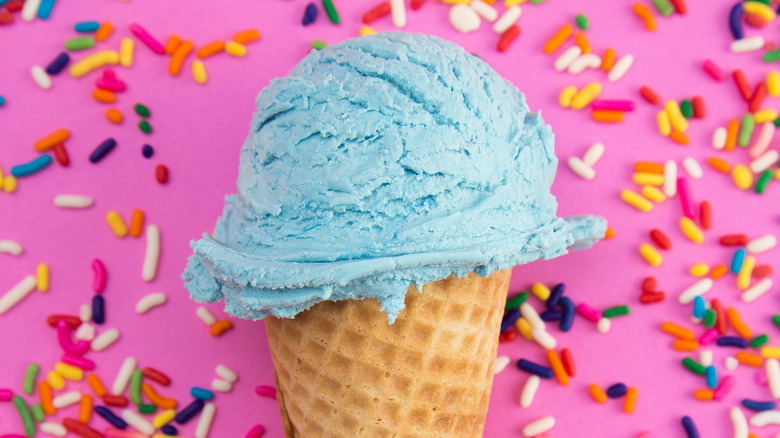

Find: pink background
[1,0,779,436]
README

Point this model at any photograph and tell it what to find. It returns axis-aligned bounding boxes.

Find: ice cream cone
[265,269,511,438]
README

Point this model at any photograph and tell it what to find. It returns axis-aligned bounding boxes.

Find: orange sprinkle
[605,226,616,239]
[661,322,695,340]
[209,319,233,336]
[749,434,759,438]
[673,339,699,351]
[141,383,178,409]
[543,24,573,54]
[589,384,608,403]
[129,208,145,238]
[736,352,763,367]
[234,28,261,44]
[39,381,56,415]
[633,2,656,31]
[707,157,730,173]
[168,40,194,76]
[87,374,107,397]
[602,47,616,71]
[725,118,739,151]
[693,389,713,401]
[164,34,182,55]
[547,349,569,386]
[78,395,93,423]
[624,387,638,413]
[635,162,665,173]
[670,129,690,145]
[92,89,116,104]
[105,108,123,124]
[593,110,624,123]
[727,307,753,339]
[34,128,70,152]
[711,264,728,280]
[196,41,225,59]
[574,31,591,54]
[95,22,114,42]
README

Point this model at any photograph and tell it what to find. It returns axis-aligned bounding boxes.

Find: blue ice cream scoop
[183,32,605,323]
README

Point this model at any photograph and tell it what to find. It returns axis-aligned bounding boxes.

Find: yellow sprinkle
[559,85,578,108]
[641,185,666,203]
[679,217,705,244]
[775,169,780,180]
[443,0,470,3]
[738,256,756,290]
[732,164,754,190]
[47,371,65,391]
[639,243,663,267]
[664,100,689,132]
[743,1,776,21]
[70,50,119,78]
[505,0,526,5]
[754,109,778,124]
[359,25,376,36]
[225,41,247,57]
[54,362,84,381]
[761,346,780,358]
[570,82,602,110]
[689,263,710,277]
[3,175,17,193]
[119,38,134,67]
[192,60,207,85]
[768,70,780,97]
[514,317,534,340]
[36,263,49,292]
[106,210,128,238]
[0,165,3,190]
[153,409,177,428]
[620,189,653,212]
[531,282,551,300]
[633,172,664,186]
[657,110,671,137]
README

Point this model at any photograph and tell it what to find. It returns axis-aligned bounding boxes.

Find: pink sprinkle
[676,178,695,219]
[104,428,150,438]
[591,100,635,112]
[755,368,768,386]
[255,385,277,400]
[102,68,116,79]
[702,59,727,82]
[92,258,106,294]
[245,424,266,438]
[576,302,601,323]
[61,353,96,371]
[0,388,13,401]
[95,78,127,92]
[56,320,90,356]
[713,375,736,400]
[699,328,719,345]
[129,23,165,55]
[635,433,654,438]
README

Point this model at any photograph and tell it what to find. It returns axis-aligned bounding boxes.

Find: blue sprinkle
[0,96,5,107]
[37,0,56,19]
[516,359,553,379]
[161,424,178,435]
[142,144,154,158]
[45,52,70,75]
[499,308,520,333]
[302,3,317,26]
[95,406,127,429]
[546,283,565,310]
[540,310,562,322]
[705,366,718,389]
[731,249,745,274]
[606,383,627,398]
[716,336,748,348]
[74,21,100,32]
[729,3,744,40]
[191,387,214,401]
[682,416,700,438]
[89,138,117,164]
[11,155,52,178]
[559,296,575,332]
[92,295,105,325]
[175,399,204,424]
[693,296,706,319]
[742,399,776,411]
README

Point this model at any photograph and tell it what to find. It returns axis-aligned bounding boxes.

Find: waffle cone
[264,269,511,438]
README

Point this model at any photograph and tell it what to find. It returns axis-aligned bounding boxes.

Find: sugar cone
[265,269,511,437]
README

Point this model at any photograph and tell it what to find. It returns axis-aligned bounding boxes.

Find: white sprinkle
[663,160,678,197]
[683,157,703,179]
[79,303,92,322]
[712,127,727,150]
[52,391,82,408]
[597,317,611,334]
[699,350,713,367]
[31,66,52,90]
[469,0,498,21]
[522,416,555,437]
[197,307,217,326]
[767,358,780,399]
[494,356,510,374]
[520,375,540,408]
[750,409,780,427]
[726,356,739,371]
[568,156,595,180]
[136,292,167,314]
[0,240,23,256]
[121,409,155,435]
[607,54,634,82]
[747,235,777,254]
[195,402,216,438]
[531,328,557,350]
[679,278,714,304]
[21,0,41,21]
[215,364,238,383]
[0,276,37,315]
[554,46,582,72]
[750,150,779,174]
[520,302,545,331]
[567,53,601,74]
[75,322,96,341]
[390,0,406,28]
[743,278,773,303]
[39,422,67,436]
[449,4,481,33]
[91,328,120,351]
[54,194,94,209]
[731,407,749,438]
[211,379,232,393]
[112,357,137,395]
[691,316,702,325]
[731,36,766,53]
[142,225,161,281]
[493,5,521,34]
[582,142,605,166]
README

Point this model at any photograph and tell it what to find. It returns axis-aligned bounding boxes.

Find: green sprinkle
[773,315,780,329]
[774,117,780,127]
[682,357,707,375]
[129,369,143,406]
[138,403,157,414]
[756,170,773,194]
[575,14,590,30]
[505,292,529,310]
[31,403,44,422]
[739,114,755,147]
[703,309,717,328]
[652,0,675,16]
[64,36,95,51]
[751,334,770,348]
[764,49,780,63]
[139,120,152,134]
[23,363,39,395]
[13,395,35,438]
[747,0,772,6]
[134,103,150,118]
[680,100,693,118]
[311,39,328,50]
[321,0,340,24]
[530,0,548,4]
[602,305,630,318]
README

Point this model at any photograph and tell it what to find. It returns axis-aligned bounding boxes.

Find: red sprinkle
[720,234,749,246]
[497,24,520,52]
[499,329,517,343]
[52,143,70,167]
[639,291,665,304]
[699,201,712,230]
[46,314,81,328]
[733,69,753,101]
[5,0,23,12]
[641,276,657,293]
[745,11,769,28]
[255,385,277,401]
[561,348,576,376]
[63,418,102,438]
[750,81,767,112]
[362,2,391,24]
[649,228,672,250]
[639,85,660,104]
[711,298,728,335]
[410,0,426,10]
[142,367,171,386]
[155,164,169,184]
[669,0,687,14]
[754,264,774,279]
[691,96,706,119]
[0,7,13,25]
[103,395,129,407]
